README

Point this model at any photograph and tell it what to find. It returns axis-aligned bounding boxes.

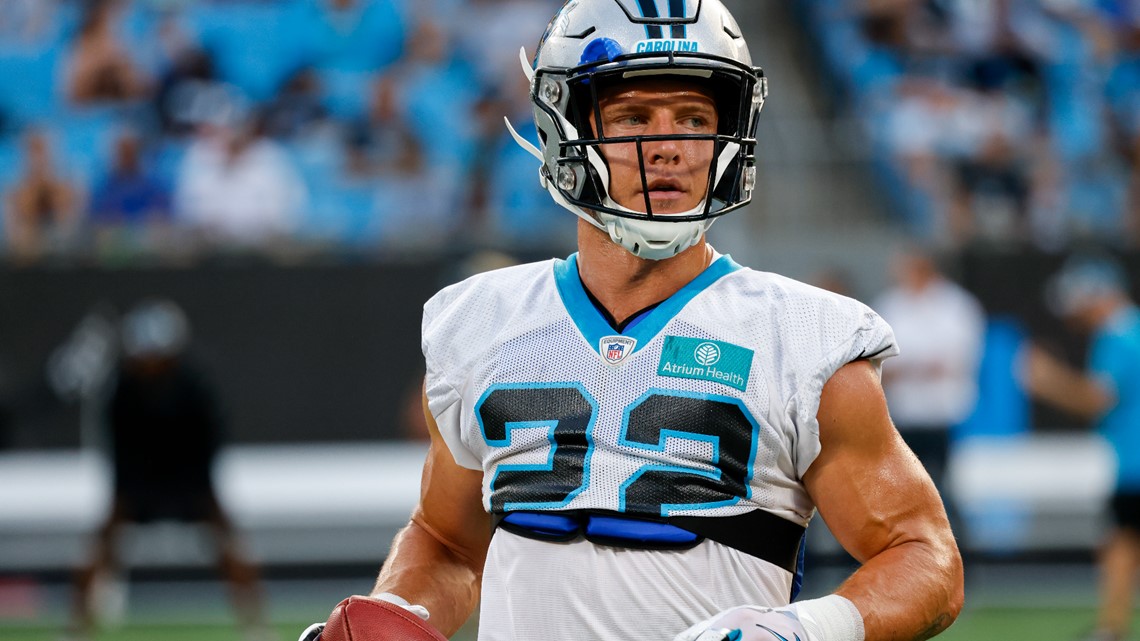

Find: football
[319,596,448,641]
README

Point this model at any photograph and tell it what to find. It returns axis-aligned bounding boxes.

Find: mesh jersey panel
[420,255,897,639]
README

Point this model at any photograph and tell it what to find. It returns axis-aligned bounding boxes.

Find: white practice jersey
[422,253,897,641]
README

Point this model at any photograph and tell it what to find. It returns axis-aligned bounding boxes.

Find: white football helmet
[507,0,766,260]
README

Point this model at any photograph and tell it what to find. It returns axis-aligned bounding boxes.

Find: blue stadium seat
[183,1,309,102]
[55,107,127,184]
[303,178,378,245]
[298,0,407,73]
[0,134,23,191]
[399,61,481,169]
[152,138,189,188]
[316,68,376,121]
[955,317,1030,441]
[0,2,76,124]
[0,44,64,126]
[485,121,568,246]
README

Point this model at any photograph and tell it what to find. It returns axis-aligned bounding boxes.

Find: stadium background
[1,0,1139,639]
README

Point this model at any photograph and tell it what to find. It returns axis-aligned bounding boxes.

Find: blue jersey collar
[553,252,742,358]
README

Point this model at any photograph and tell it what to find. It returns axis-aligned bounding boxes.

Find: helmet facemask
[543,52,762,224]
[504,0,766,259]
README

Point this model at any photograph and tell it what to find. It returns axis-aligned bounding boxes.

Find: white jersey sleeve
[768,277,899,478]
[421,260,558,470]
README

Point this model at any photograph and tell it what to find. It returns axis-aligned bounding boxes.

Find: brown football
[320,596,449,641]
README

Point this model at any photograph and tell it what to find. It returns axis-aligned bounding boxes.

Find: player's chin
[649,199,702,216]
[627,194,701,216]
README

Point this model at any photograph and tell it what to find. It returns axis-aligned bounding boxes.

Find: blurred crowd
[9,0,1138,264]
[799,0,1140,250]
[0,0,572,266]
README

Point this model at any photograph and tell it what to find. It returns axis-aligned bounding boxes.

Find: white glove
[373,592,431,620]
[674,606,810,641]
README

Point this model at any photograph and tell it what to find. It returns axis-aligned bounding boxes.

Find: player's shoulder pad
[423,259,554,336]
[723,268,887,339]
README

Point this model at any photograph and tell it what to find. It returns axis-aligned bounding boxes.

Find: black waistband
[492,509,806,574]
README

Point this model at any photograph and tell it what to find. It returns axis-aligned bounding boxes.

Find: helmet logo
[579,37,625,66]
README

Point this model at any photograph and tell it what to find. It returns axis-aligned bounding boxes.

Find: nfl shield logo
[599,335,637,366]
[607,343,625,361]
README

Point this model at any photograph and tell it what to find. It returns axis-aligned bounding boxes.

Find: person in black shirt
[69,300,269,641]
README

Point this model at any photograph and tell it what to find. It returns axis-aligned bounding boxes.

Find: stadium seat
[955,318,1031,441]
[0,44,64,126]
[183,1,309,102]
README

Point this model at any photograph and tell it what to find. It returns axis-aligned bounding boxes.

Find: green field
[0,607,1124,641]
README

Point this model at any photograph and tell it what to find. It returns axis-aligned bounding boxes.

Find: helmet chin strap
[598,206,714,260]
[591,191,706,259]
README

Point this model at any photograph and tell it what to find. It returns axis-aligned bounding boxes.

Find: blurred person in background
[1132,133,1140,244]
[1020,253,1140,641]
[64,0,151,106]
[173,89,308,254]
[263,68,332,142]
[357,18,473,248]
[946,62,1039,246]
[1031,1,1131,247]
[873,243,986,520]
[68,299,270,641]
[3,127,81,263]
[151,10,219,138]
[468,57,571,250]
[804,0,1139,251]
[88,126,173,260]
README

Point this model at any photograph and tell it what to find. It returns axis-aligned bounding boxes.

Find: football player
[303,1,963,639]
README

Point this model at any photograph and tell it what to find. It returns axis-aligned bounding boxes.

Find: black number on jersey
[476,385,595,512]
[476,385,758,516]
[620,392,756,514]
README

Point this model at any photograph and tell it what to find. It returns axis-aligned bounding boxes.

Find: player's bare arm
[807,360,965,641]
[370,390,492,636]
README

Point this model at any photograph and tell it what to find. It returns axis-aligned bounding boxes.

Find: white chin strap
[597,198,712,260]
[505,46,739,260]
